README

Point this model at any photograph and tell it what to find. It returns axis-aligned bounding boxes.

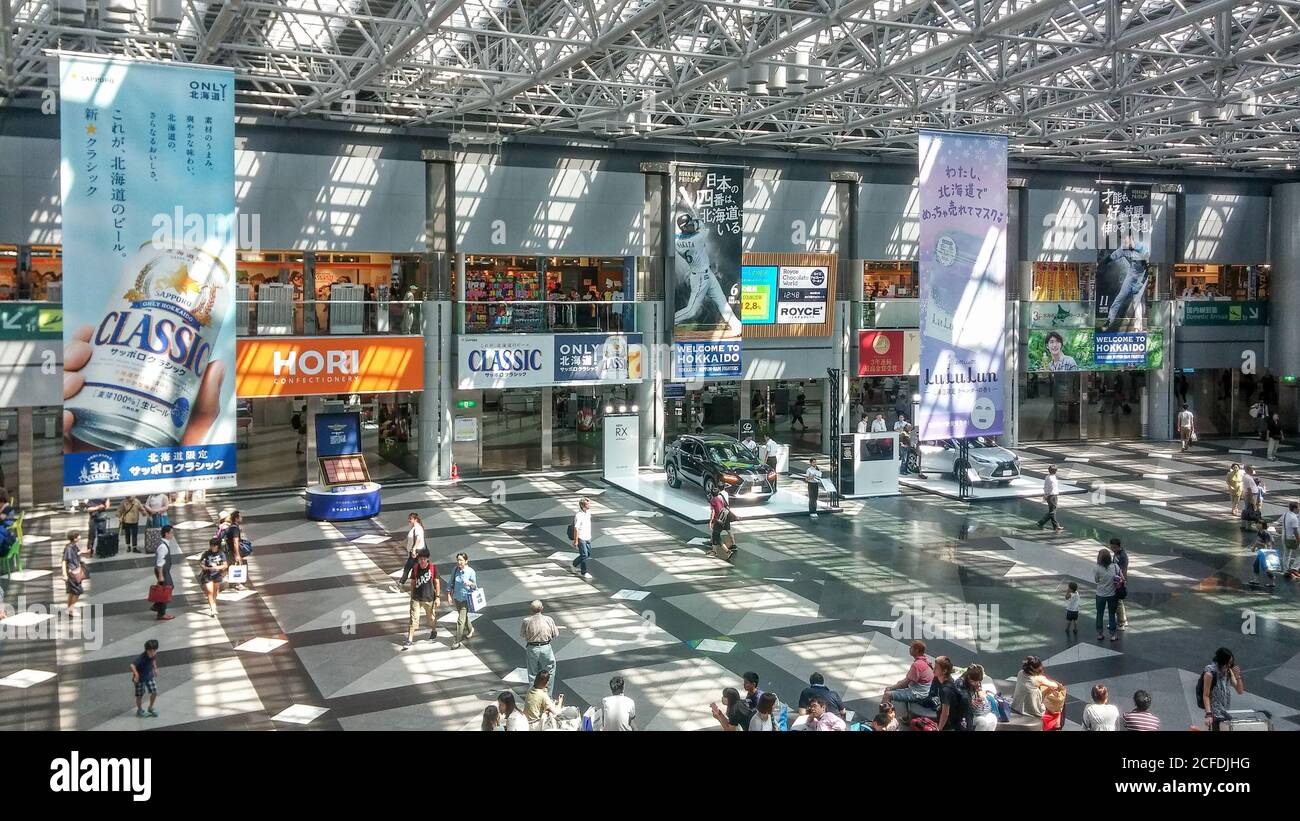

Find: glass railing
[858,298,920,329]
[236,299,423,337]
[460,299,637,335]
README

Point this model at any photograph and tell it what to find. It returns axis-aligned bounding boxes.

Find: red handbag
[147,584,173,604]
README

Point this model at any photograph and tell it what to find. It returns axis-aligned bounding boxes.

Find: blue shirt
[450,566,477,603]
[133,653,157,682]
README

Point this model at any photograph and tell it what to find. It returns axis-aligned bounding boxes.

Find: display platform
[899,475,1085,501]
[306,482,382,521]
[604,470,813,524]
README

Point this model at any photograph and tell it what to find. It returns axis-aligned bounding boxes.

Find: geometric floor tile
[497,521,531,531]
[217,589,259,602]
[173,520,215,530]
[3,611,54,628]
[502,667,532,684]
[695,639,737,653]
[294,636,493,699]
[610,589,651,601]
[271,704,331,725]
[235,637,288,653]
[0,668,57,688]
[5,569,51,581]
[351,534,393,545]
[1040,643,1124,667]
[661,583,827,635]
[754,630,914,705]
[493,603,677,661]
[337,693,499,732]
[563,656,742,731]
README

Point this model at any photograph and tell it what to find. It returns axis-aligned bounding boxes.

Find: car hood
[715,460,767,472]
[969,448,1017,461]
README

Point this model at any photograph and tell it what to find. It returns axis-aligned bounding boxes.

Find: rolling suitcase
[95,532,119,558]
[1223,709,1272,731]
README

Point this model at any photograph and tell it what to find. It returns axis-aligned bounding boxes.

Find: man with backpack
[568,497,593,580]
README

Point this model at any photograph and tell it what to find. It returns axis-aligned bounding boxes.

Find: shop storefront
[234,335,426,488]
[460,254,638,334]
[454,331,644,476]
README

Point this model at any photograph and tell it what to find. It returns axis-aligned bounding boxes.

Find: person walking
[151,524,178,621]
[85,497,111,557]
[1227,462,1244,517]
[62,530,86,608]
[1064,581,1080,636]
[707,488,735,560]
[398,512,425,585]
[790,394,807,432]
[403,548,440,648]
[1200,647,1246,731]
[198,537,227,618]
[1177,403,1195,452]
[520,600,560,695]
[1036,465,1062,532]
[1242,465,1260,530]
[130,639,161,718]
[569,497,594,580]
[1267,412,1283,461]
[446,552,478,649]
[1110,538,1130,629]
[1094,547,1121,642]
[1282,502,1300,579]
[118,496,144,553]
[805,458,823,519]
[222,509,249,592]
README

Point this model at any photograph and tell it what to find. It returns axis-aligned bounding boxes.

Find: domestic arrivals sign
[236,336,425,397]
[458,333,644,389]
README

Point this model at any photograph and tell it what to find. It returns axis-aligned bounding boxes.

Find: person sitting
[1011,655,1067,731]
[882,640,935,710]
[805,696,846,731]
[798,672,845,717]
[709,687,753,731]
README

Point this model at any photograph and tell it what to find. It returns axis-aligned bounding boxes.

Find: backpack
[1195,668,1218,710]
[291,413,302,432]
[566,520,576,542]
[239,538,253,558]
[910,716,938,732]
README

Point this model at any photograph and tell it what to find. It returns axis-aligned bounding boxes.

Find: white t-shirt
[805,466,822,485]
[749,712,777,731]
[573,509,593,541]
[1283,511,1300,542]
[503,711,530,732]
[871,418,887,433]
[1065,591,1080,613]
[893,419,907,432]
[144,493,169,514]
[1178,410,1194,431]
[155,537,178,568]
[407,523,425,556]
[856,420,869,434]
[1081,703,1121,731]
[599,695,636,731]
[1043,474,1060,496]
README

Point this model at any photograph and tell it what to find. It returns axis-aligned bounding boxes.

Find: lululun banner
[916,130,1007,440]
[60,55,238,500]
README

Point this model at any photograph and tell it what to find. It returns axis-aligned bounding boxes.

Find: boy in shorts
[131,639,161,717]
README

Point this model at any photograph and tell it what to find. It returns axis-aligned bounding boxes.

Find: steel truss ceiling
[3,0,1299,170]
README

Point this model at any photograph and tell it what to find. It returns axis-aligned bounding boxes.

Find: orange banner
[236,336,424,398]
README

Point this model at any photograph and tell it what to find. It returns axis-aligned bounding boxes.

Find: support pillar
[638,163,671,468]
[540,387,553,469]
[420,150,457,481]
[16,407,33,506]
[305,395,320,487]
[831,170,860,455]
[1270,184,1300,432]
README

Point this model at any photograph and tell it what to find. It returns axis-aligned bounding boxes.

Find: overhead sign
[858,331,905,376]
[775,266,829,325]
[237,336,425,398]
[1180,300,1268,326]
[672,164,744,341]
[1095,183,1152,332]
[1094,332,1147,366]
[1026,301,1092,330]
[673,340,742,380]
[0,304,62,340]
[917,130,1008,440]
[457,333,644,389]
[60,55,238,501]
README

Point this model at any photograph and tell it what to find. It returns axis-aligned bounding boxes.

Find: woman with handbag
[223,510,250,591]
[707,488,736,561]
[1094,547,1121,641]
[62,530,87,608]
[198,537,227,618]
[398,512,425,585]
[118,496,145,553]
[1011,656,1066,731]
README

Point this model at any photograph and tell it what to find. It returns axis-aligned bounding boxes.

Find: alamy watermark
[890,595,1001,651]
[149,206,261,255]
[0,597,103,651]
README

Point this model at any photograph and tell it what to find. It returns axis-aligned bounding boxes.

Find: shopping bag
[147,584,173,604]
[228,565,248,584]
[468,587,487,613]
[1263,548,1282,573]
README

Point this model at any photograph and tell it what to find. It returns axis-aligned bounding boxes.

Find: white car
[908,437,1021,486]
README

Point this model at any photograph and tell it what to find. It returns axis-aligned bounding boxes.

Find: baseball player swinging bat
[673,190,743,337]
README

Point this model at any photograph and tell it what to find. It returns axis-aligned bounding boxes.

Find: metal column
[420,150,457,482]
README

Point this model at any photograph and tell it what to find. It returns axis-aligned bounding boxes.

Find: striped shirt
[1124,710,1161,731]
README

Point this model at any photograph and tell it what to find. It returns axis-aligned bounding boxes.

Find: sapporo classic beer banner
[61,55,238,500]
[916,130,1008,440]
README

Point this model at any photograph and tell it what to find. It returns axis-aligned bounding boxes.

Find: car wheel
[704,477,720,497]
[666,464,681,488]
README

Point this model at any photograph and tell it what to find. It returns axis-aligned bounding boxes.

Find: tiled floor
[4,438,1300,731]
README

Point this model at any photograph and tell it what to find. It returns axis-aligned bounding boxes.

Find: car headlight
[721,473,741,484]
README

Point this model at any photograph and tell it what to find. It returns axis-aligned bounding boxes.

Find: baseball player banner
[916,130,1008,440]
[1095,183,1152,331]
[60,55,239,500]
[673,164,744,341]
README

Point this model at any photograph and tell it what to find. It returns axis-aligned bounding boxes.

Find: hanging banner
[1026,330,1164,372]
[457,333,644,388]
[236,336,425,398]
[916,130,1007,440]
[1026,301,1092,329]
[1095,184,1152,331]
[60,55,238,500]
[672,165,743,341]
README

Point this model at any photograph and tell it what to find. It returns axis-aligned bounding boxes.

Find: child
[131,639,160,718]
[1251,530,1279,589]
[1064,581,1080,635]
[877,701,899,731]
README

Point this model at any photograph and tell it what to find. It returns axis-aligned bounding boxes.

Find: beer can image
[627,345,643,380]
[65,242,231,452]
